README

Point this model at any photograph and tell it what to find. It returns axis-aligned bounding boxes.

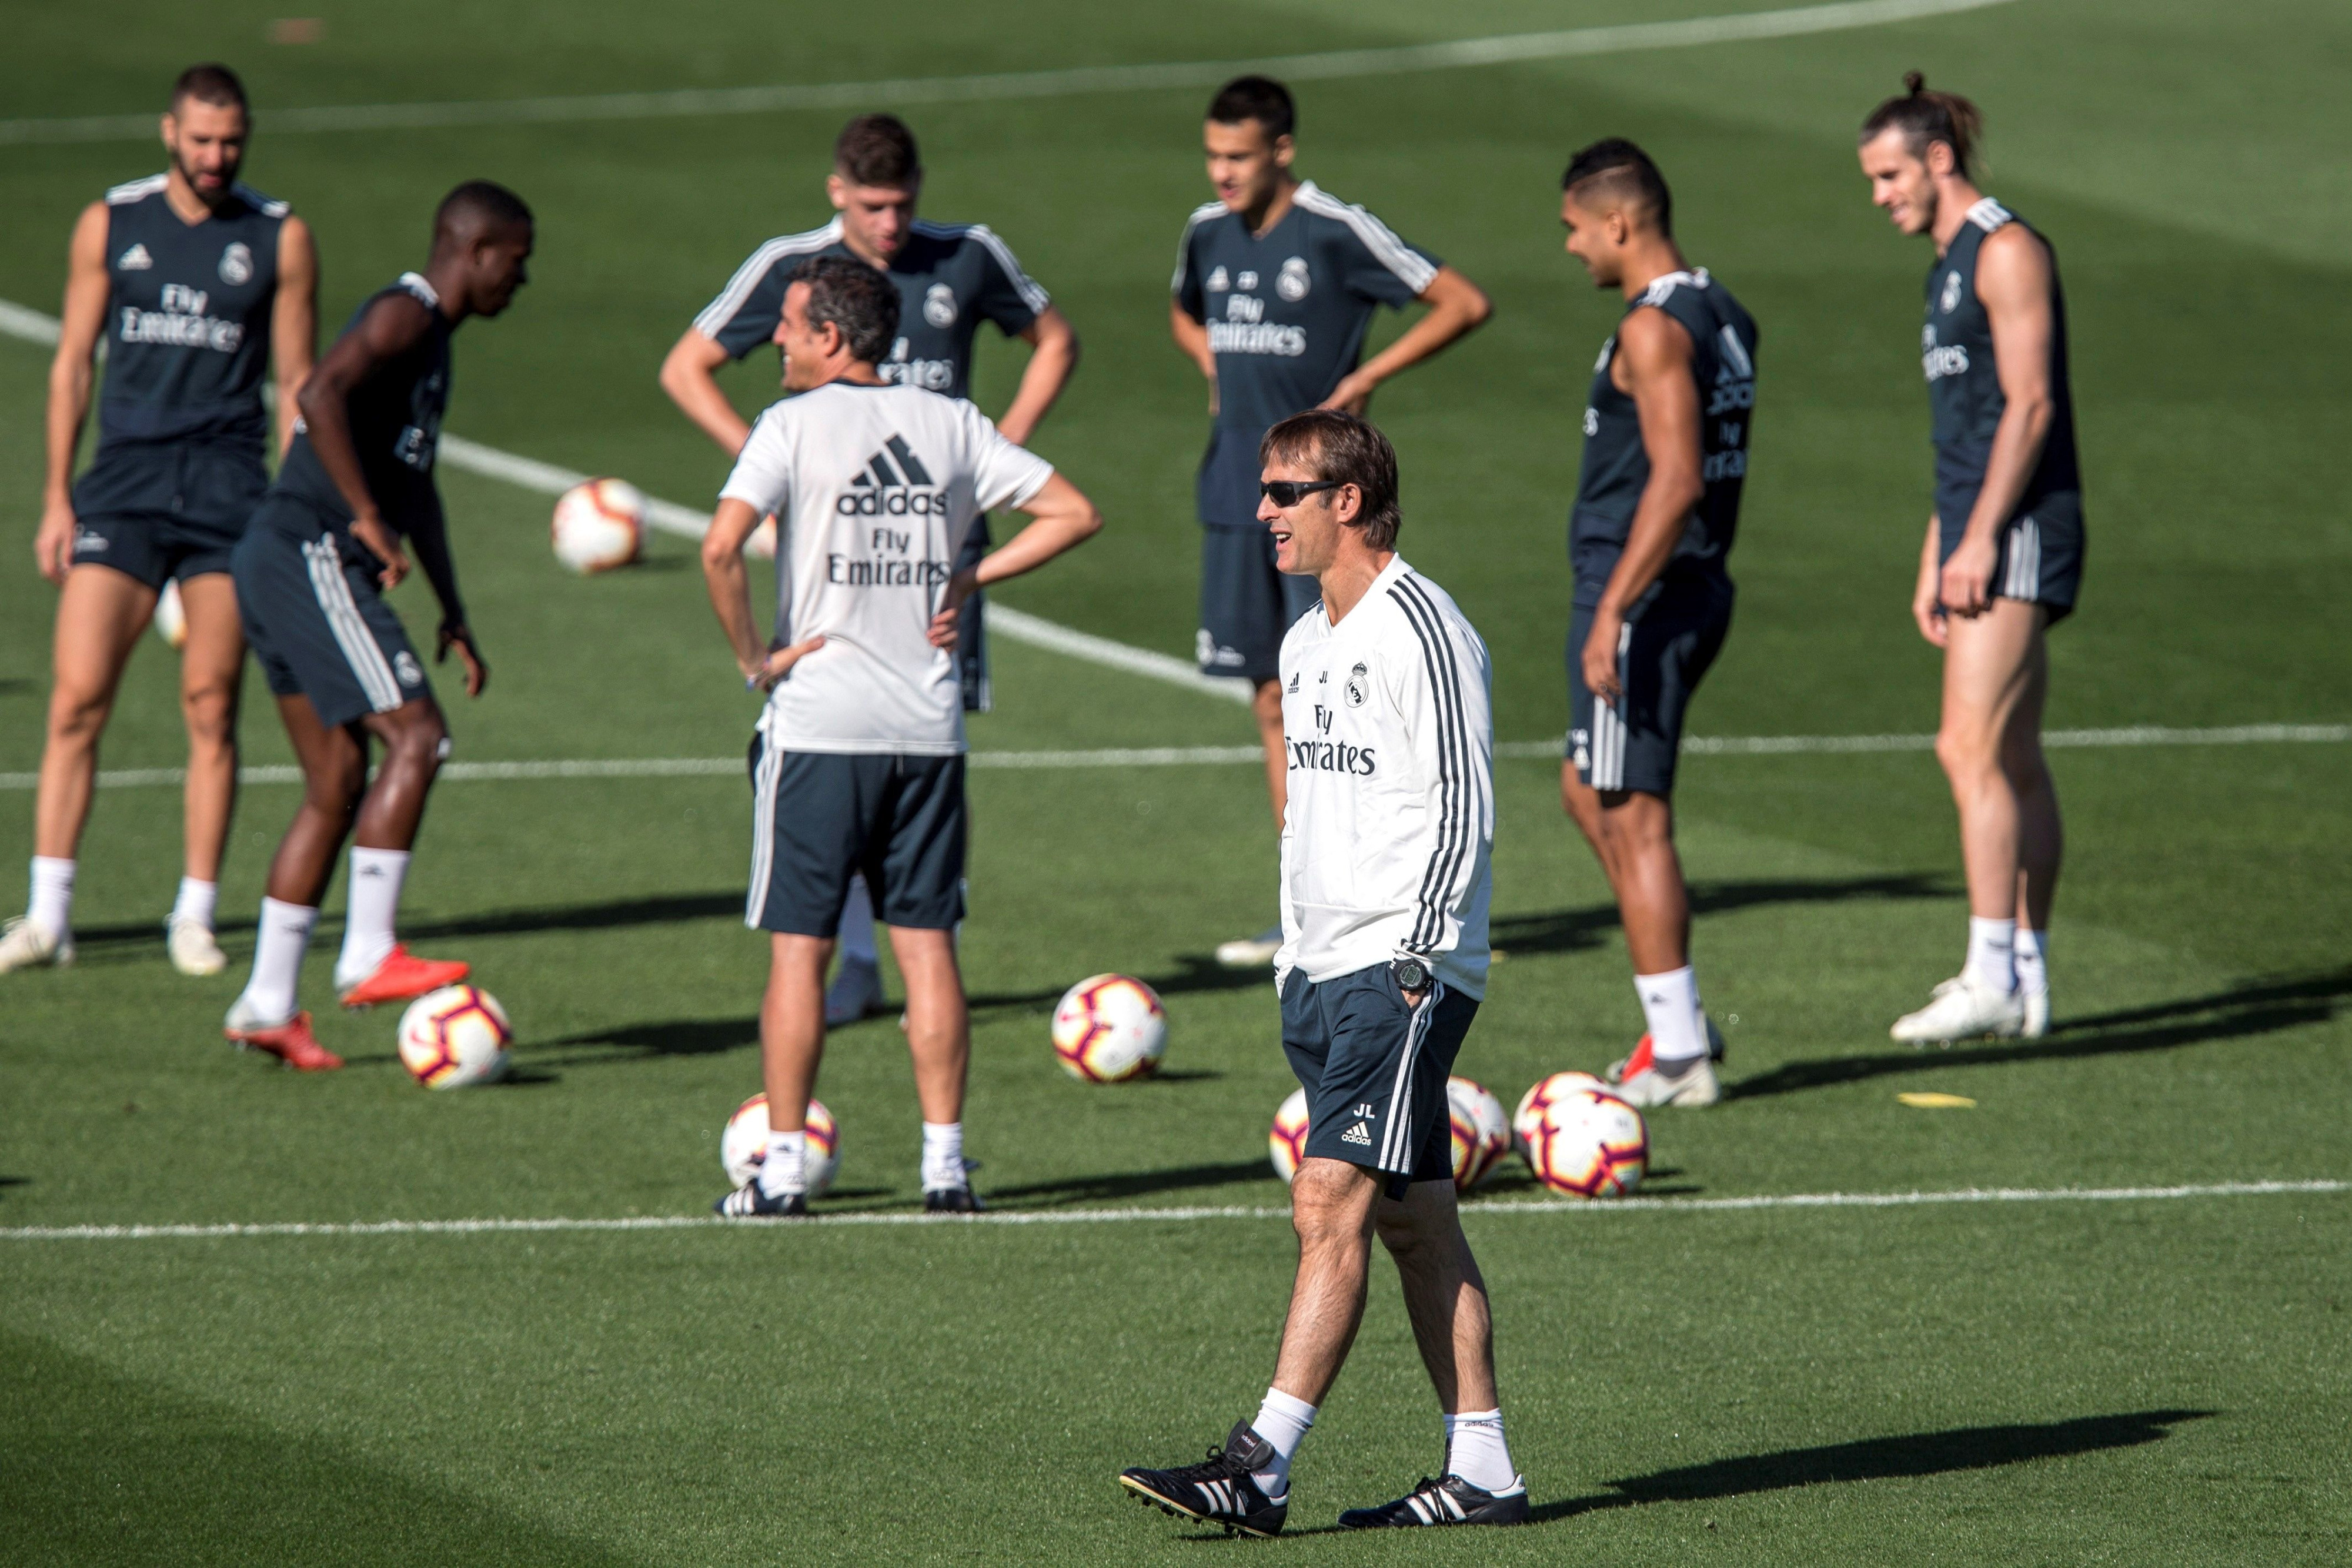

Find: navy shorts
[233,497,433,729]
[746,743,967,935]
[71,511,240,590]
[956,514,991,713]
[1939,497,2083,624]
[1198,526,1322,684]
[1568,573,1733,798]
[1281,963,1479,1199]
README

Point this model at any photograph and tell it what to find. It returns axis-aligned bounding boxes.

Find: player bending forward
[1860,77,2081,1043]
[5,64,316,978]
[1121,411,1524,1534]
[220,183,533,1069]
[702,256,1099,1217]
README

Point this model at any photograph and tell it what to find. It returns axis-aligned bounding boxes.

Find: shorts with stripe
[232,496,432,728]
[745,740,966,935]
[1939,494,2083,623]
[1281,962,1479,1199]
[1568,571,1733,798]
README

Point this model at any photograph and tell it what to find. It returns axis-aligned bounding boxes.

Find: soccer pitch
[2,0,2349,1561]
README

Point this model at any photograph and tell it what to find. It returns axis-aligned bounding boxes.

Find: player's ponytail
[1862,72,1984,179]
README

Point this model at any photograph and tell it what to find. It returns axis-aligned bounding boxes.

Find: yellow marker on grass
[1897,1091,1977,1109]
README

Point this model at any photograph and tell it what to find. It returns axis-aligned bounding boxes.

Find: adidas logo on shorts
[1340,1121,1373,1147]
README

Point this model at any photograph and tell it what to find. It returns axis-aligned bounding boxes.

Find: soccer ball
[550,477,644,574]
[152,578,188,648]
[1446,1076,1512,1192]
[1051,974,1168,1083]
[395,985,513,1089]
[720,1093,840,1198]
[1511,1071,1612,1154]
[1268,1087,1312,1182]
[1516,1074,1647,1199]
[744,513,779,561]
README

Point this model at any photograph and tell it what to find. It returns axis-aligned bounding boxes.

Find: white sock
[2013,927,2048,995]
[836,875,880,966]
[758,1129,808,1199]
[1250,1388,1316,1497]
[1444,1409,1520,1493]
[1634,966,1706,1063]
[1965,916,2017,994]
[335,847,409,986]
[171,877,218,930]
[238,898,319,1023]
[921,1121,965,1191]
[26,857,74,937]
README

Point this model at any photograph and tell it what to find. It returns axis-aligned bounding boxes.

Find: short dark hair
[1260,410,1401,551]
[1207,75,1295,142]
[1562,138,1673,236]
[170,63,248,115]
[790,255,900,364]
[435,180,533,242]
[834,113,921,188]
[1860,72,1984,180]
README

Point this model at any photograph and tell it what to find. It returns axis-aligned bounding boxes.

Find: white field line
[4,1179,2343,1242]
[0,0,2019,146]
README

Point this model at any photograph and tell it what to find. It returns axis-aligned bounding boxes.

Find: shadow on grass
[1489,873,1950,958]
[987,1160,1276,1207]
[1727,967,2352,1099]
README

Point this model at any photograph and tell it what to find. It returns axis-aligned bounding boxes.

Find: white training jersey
[1274,556,1495,999]
[719,380,1053,755]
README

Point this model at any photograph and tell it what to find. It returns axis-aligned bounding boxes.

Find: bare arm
[700,497,821,688]
[929,472,1103,647]
[1582,307,1703,704]
[295,290,437,587]
[1168,299,1217,414]
[1913,512,1948,648]
[1321,264,1493,415]
[1942,225,2056,616]
[993,305,1080,447]
[269,216,319,459]
[659,328,754,457]
[37,202,111,584]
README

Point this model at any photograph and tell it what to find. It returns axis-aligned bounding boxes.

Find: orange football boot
[338,945,470,1010]
[225,1011,345,1071]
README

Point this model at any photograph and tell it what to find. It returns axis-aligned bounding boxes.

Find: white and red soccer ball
[550,477,645,574]
[720,1093,840,1197]
[395,984,513,1089]
[1515,1072,1648,1198]
[1051,974,1168,1083]
[152,578,189,648]
[1268,1087,1312,1182]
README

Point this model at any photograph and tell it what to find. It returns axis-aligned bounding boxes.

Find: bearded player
[4,64,316,979]
[1861,76,2081,1044]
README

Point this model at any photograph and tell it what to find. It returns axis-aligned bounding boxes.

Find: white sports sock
[1634,966,1706,1062]
[836,875,880,966]
[27,857,74,937]
[335,847,409,987]
[2013,927,2049,994]
[1250,1388,1316,1497]
[1965,916,2017,994]
[758,1129,808,1199]
[1444,1409,1519,1493]
[921,1121,965,1191]
[171,877,218,931]
[238,898,319,1024]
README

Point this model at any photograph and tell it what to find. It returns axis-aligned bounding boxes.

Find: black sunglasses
[1259,479,1345,508]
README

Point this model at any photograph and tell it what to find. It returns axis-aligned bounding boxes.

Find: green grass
[2,1,2349,1562]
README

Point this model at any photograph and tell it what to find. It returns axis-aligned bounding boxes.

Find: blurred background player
[1555,141,1757,1109]
[1860,76,2080,1044]
[219,182,533,1069]
[661,112,1079,1028]
[1170,75,1489,969]
[1120,412,1520,1534]
[700,257,1099,1216]
[4,64,317,978]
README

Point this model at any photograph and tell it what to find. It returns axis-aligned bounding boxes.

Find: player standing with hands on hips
[1121,411,1524,1534]
[701,257,1100,1217]
[1860,77,2082,1044]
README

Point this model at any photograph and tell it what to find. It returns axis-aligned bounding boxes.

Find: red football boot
[338,945,470,1010]
[1606,1034,1656,1085]
[225,1011,344,1071]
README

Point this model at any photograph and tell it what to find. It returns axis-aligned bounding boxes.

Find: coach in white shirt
[699,255,1100,1218]
[1118,412,1525,1534]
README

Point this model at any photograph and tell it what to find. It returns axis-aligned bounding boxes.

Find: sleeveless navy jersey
[1569,269,1758,605]
[693,218,1047,401]
[1923,197,2080,529]
[273,273,452,533]
[1172,182,1439,527]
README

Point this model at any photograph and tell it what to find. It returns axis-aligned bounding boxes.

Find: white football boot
[1215,925,1284,969]
[1890,975,2025,1046]
[824,956,884,1027]
[1611,1055,1720,1108]
[0,916,73,973]
[2021,983,2050,1039]
[168,915,228,977]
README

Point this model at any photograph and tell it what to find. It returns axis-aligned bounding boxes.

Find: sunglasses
[1259,479,1345,508]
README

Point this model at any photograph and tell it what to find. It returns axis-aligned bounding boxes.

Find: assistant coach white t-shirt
[719,380,1053,755]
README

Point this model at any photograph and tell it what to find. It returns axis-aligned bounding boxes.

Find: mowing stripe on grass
[0,0,2019,145]
[5,1180,2342,1241]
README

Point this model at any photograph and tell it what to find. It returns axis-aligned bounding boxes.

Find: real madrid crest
[1939,270,1963,314]
[1277,256,1310,301]
[1344,661,1368,708]
[923,283,957,328]
[219,242,254,285]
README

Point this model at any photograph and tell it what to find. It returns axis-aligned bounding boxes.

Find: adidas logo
[1286,671,1299,693]
[836,435,949,517]
[1715,324,1753,382]
[118,243,153,270]
[1340,1121,1373,1147]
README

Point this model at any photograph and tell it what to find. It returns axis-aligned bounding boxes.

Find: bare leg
[173,573,245,883]
[889,925,970,1125]
[33,567,155,861]
[265,696,366,906]
[1593,790,1688,974]
[352,697,447,851]
[1377,1179,1499,1414]
[1252,677,1287,830]
[760,932,832,1133]
[1937,601,2044,921]
[1269,1158,1382,1405]
[2001,630,2062,930]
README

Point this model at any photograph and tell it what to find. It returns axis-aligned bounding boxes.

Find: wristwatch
[1391,956,1431,994]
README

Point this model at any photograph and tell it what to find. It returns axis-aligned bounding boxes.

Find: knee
[1289,1164,1372,1246]
[385,709,449,768]
[181,683,238,745]
[1935,726,1995,784]
[46,681,111,743]
[1375,1206,1434,1265]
